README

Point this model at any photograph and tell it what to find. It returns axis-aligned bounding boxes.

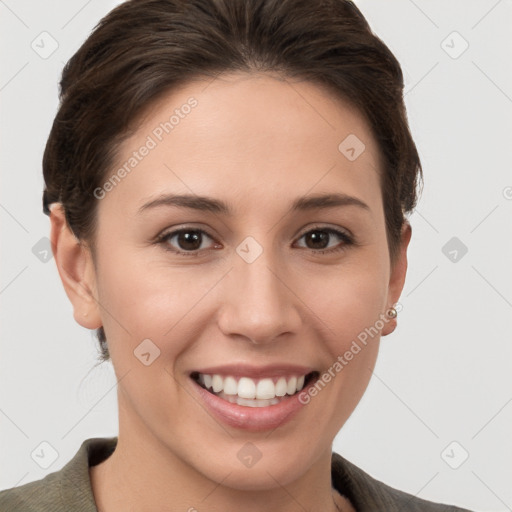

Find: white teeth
[196,372,309,401]
[275,377,287,396]
[286,376,297,395]
[256,378,275,399]
[223,376,238,395]
[238,377,256,399]
[212,374,223,393]
[216,391,281,407]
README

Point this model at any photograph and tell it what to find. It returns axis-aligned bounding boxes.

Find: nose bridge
[218,240,300,344]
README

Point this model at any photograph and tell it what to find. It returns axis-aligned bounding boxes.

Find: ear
[49,204,102,330]
[381,221,412,336]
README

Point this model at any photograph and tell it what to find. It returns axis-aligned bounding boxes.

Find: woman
[0,0,473,510]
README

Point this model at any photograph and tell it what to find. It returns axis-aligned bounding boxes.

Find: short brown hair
[42,0,423,364]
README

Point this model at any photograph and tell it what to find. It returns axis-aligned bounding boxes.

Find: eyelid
[156,224,216,240]
[295,223,354,241]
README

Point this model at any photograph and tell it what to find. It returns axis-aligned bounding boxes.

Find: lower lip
[191,378,314,432]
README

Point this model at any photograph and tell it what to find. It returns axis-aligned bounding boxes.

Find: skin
[50,72,411,512]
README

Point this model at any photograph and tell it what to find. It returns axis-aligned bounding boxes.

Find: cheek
[94,245,222,361]
[306,274,386,423]
[302,253,389,406]
[305,257,389,348]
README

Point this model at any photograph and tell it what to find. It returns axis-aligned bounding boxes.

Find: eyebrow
[138,192,370,216]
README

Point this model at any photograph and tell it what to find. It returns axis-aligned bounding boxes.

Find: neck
[90,420,353,511]
[90,389,354,512]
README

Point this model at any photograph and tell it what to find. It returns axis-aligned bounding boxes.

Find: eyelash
[155,225,355,257]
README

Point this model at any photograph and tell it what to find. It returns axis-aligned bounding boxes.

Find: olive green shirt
[0,437,472,511]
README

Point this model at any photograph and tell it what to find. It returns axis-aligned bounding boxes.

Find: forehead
[98,72,382,220]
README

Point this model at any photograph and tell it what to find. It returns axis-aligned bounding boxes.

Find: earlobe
[381,221,412,337]
[49,204,102,330]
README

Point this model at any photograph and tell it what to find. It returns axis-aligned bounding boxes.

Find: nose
[216,246,302,345]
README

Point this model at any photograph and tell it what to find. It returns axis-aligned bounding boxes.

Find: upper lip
[191,364,316,379]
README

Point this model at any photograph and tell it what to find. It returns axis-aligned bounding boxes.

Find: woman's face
[62,72,409,489]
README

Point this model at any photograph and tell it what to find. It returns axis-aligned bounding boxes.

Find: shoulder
[331,452,473,512]
[0,470,63,511]
[0,437,117,512]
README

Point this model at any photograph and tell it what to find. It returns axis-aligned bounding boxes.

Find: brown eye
[174,230,203,251]
[303,230,330,250]
[295,227,353,254]
[156,225,353,257]
[158,228,217,255]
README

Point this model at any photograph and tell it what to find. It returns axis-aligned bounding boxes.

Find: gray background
[1,1,511,510]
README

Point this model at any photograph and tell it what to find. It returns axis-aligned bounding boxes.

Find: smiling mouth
[190,371,320,407]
